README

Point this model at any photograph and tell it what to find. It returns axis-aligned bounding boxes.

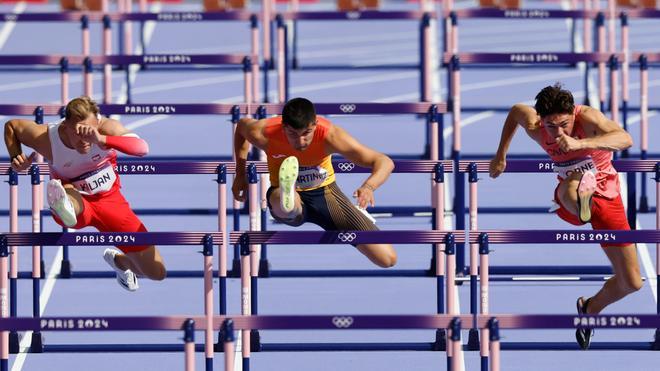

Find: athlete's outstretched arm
[326,125,394,208]
[232,118,268,202]
[489,104,538,178]
[4,119,48,170]
[91,118,149,157]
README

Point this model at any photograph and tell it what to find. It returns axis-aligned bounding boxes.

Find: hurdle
[273,10,436,103]
[442,0,619,55]
[456,159,659,277]
[237,159,452,278]
[228,229,465,367]
[0,52,255,107]
[0,10,261,103]
[1,159,240,359]
[441,5,601,60]
[0,316,202,371]
[466,228,660,357]
[0,232,221,370]
[618,8,660,213]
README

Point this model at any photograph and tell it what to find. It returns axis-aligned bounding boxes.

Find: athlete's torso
[264,116,335,191]
[537,105,619,198]
[47,119,120,196]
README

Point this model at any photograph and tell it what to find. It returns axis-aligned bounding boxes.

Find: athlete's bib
[554,157,598,179]
[297,166,328,190]
[70,164,117,195]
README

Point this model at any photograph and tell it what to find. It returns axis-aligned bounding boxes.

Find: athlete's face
[283,121,317,151]
[60,113,99,154]
[542,113,575,139]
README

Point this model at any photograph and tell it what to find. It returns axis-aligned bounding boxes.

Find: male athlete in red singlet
[4,96,166,291]
[489,84,641,349]
[232,97,397,268]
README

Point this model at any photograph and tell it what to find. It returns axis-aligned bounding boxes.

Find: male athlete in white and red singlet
[489,84,641,349]
[4,96,166,291]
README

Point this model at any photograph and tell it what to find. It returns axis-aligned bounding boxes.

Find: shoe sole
[47,180,77,227]
[575,297,593,350]
[279,156,298,213]
[117,270,139,292]
[577,172,596,223]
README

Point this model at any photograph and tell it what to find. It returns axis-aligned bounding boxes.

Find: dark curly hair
[281,97,316,130]
[534,83,575,118]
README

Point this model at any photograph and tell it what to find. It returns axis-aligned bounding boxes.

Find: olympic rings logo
[332,316,354,328]
[338,232,357,243]
[339,104,357,113]
[337,162,355,172]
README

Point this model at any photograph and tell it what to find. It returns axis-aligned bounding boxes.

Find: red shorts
[52,187,149,253]
[554,186,631,247]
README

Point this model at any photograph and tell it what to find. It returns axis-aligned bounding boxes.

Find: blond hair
[64,96,99,122]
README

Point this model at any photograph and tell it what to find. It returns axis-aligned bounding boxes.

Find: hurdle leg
[450,318,462,371]
[217,164,228,316]
[488,319,500,371]
[479,234,491,371]
[30,165,43,352]
[231,107,243,277]
[183,319,195,371]
[432,163,446,351]
[654,164,660,349]
[1,236,10,370]
[222,319,236,371]
[202,236,214,370]
[445,234,457,368]
[639,57,650,212]
[8,170,19,354]
[467,163,479,350]
[247,165,261,352]
[239,234,252,370]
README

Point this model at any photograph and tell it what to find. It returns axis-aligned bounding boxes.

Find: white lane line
[618,172,657,304]
[11,248,63,371]
[0,2,26,48]
[636,221,658,302]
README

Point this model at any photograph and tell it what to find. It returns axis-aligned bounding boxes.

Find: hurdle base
[30,332,43,353]
[498,341,655,350]
[9,332,20,354]
[251,329,262,352]
[260,342,435,351]
[40,260,45,279]
[60,260,72,278]
[432,329,446,351]
[258,259,271,277]
[467,329,480,350]
[653,329,660,350]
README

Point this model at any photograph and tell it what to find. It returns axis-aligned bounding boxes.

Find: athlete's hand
[556,132,582,152]
[232,173,248,202]
[353,184,375,209]
[75,124,105,145]
[10,152,37,172]
[489,156,506,178]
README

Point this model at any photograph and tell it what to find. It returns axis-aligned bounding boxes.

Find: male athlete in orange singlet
[233,97,397,268]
